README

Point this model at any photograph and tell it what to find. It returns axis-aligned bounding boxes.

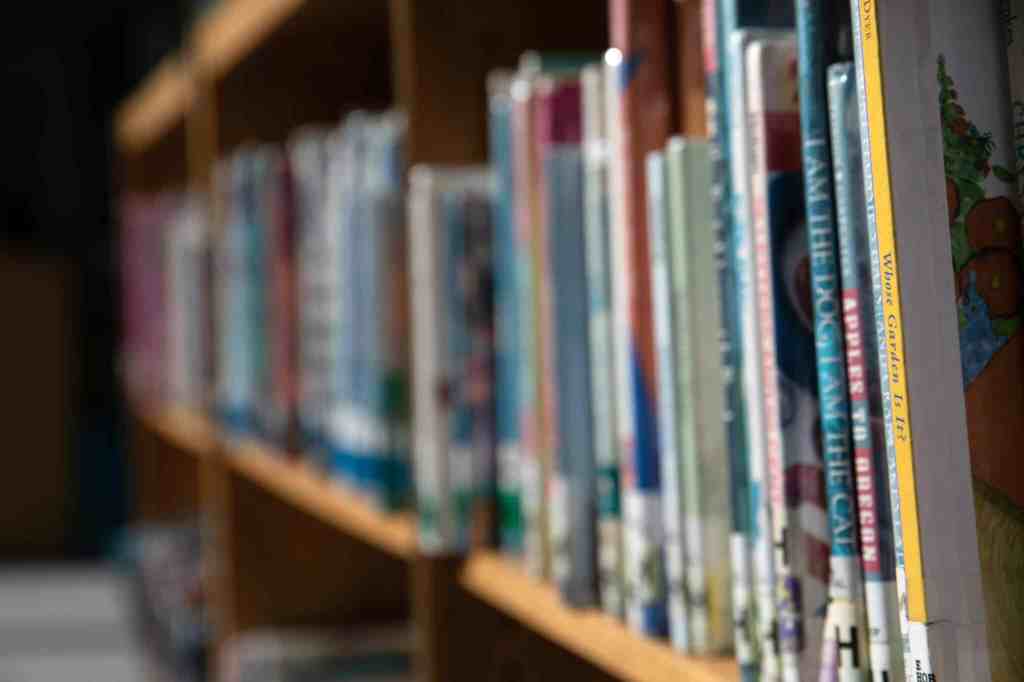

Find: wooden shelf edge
[115,56,194,155]
[227,439,417,561]
[136,404,218,459]
[460,552,740,682]
[191,0,306,81]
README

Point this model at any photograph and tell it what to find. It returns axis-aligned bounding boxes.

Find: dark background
[0,2,209,557]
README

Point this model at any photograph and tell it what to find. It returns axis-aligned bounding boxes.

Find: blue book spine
[488,78,525,554]
[828,61,903,682]
[795,2,868,680]
[547,141,599,608]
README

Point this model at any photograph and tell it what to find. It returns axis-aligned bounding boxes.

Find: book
[665,136,734,655]
[265,150,299,454]
[407,166,495,554]
[165,195,208,410]
[856,1,1024,678]
[828,61,903,682]
[729,29,787,680]
[701,2,758,672]
[793,3,868,681]
[488,71,526,555]
[608,0,674,638]
[538,75,599,608]
[747,35,831,682]
[510,69,549,580]
[289,129,331,460]
[582,61,626,619]
[648,148,688,649]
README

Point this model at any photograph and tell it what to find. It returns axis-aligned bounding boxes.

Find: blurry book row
[120,1,1024,680]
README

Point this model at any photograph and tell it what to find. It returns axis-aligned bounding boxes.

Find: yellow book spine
[857,0,926,623]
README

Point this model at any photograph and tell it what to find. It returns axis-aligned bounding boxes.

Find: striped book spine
[609,0,673,638]
[828,62,903,682]
[583,62,625,619]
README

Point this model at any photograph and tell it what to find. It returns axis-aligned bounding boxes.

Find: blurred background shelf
[226,440,417,560]
[135,405,218,462]
[114,56,194,156]
[461,552,739,682]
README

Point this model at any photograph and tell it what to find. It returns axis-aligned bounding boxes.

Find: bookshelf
[227,439,416,560]
[117,2,737,681]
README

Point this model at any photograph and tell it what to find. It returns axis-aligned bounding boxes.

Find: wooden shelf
[192,0,306,81]
[461,552,739,682]
[227,439,417,561]
[114,56,194,156]
[136,404,218,459]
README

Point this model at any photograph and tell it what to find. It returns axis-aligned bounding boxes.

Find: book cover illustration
[540,76,599,607]
[828,61,903,682]
[609,0,673,638]
[747,37,830,682]
[938,41,1024,681]
[488,72,526,554]
[583,61,626,619]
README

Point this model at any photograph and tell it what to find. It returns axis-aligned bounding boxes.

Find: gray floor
[0,564,146,682]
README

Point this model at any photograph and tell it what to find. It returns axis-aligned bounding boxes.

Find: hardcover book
[828,61,903,682]
[855,1,1023,678]
[746,35,829,682]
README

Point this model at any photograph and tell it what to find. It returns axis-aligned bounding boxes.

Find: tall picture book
[487,71,525,556]
[746,35,830,682]
[407,167,496,554]
[608,0,674,638]
[793,2,869,680]
[828,61,903,682]
[665,136,733,655]
[583,60,626,619]
[855,0,1023,679]
[537,75,600,608]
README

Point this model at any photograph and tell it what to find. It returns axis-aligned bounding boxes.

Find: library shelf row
[133,405,738,682]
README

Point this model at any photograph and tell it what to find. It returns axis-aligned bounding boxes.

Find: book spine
[668,137,734,655]
[828,61,903,682]
[533,83,560,579]
[489,76,526,553]
[542,79,599,607]
[609,0,673,639]
[511,79,550,578]
[795,3,868,681]
[583,63,625,619]
[849,1,927,677]
[748,37,832,682]
[729,30,779,682]
[703,1,757,674]
[648,149,689,650]
[407,168,451,553]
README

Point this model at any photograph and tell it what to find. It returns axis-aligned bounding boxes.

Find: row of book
[119,0,1023,680]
